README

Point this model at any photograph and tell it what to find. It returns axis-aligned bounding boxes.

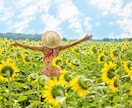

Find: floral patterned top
[43,49,61,77]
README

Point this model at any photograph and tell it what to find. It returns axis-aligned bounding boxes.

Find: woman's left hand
[84,34,93,40]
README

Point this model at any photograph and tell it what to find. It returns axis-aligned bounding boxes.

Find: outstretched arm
[60,34,92,50]
[11,41,43,52]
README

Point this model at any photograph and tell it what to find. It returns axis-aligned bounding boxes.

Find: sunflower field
[0,38,132,108]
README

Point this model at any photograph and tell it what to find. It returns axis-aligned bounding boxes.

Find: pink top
[43,49,61,77]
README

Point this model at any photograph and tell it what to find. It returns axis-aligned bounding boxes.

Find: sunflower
[71,48,80,55]
[42,78,67,106]
[69,75,88,97]
[129,88,132,97]
[52,56,63,68]
[71,59,81,68]
[0,58,19,82]
[20,50,30,64]
[37,75,50,86]
[9,47,15,53]
[123,61,132,74]
[0,96,3,101]
[97,51,107,64]
[122,61,132,80]
[59,70,73,86]
[129,101,132,107]
[107,76,118,92]
[89,47,95,55]
[66,59,74,68]
[27,73,38,83]
[0,47,4,57]
[66,58,80,69]
[101,61,117,84]
[110,48,119,60]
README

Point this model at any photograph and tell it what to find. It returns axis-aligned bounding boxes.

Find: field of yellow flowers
[0,38,132,108]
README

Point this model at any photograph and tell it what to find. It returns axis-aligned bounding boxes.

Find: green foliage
[0,38,132,107]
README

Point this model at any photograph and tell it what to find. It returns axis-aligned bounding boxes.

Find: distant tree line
[0,33,68,41]
[0,33,41,41]
[0,32,132,41]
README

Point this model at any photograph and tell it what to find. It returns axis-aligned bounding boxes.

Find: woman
[11,31,92,77]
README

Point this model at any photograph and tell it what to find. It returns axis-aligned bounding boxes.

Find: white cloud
[40,0,92,38]
[0,0,93,38]
[90,0,132,38]
[9,18,33,33]
[17,6,38,18]
[83,16,93,31]
[90,0,122,16]
[119,33,132,38]
[57,0,93,37]
[0,0,4,10]
[109,22,115,26]
[0,0,14,22]
[0,0,51,33]
[57,0,79,21]
[116,18,132,36]
[0,9,14,22]
[41,14,61,31]
[116,2,132,18]
[94,22,100,27]
[68,17,85,36]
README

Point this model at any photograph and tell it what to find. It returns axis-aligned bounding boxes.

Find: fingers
[85,34,93,40]
[11,41,17,46]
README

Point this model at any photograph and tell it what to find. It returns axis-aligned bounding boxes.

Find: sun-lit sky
[0,0,132,39]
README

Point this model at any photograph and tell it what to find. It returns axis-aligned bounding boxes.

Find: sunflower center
[38,75,49,85]
[74,49,79,53]
[128,62,132,69]
[113,50,119,57]
[55,59,62,65]
[1,66,14,77]
[92,47,97,53]
[100,56,105,61]
[25,56,30,62]
[78,77,89,89]
[104,51,108,56]
[51,85,65,98]
[71,60,80,67]
[107,68,115,79]
[64,73,72,82]
[30,73,38,80]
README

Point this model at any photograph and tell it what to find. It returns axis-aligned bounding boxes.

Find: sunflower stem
[95,80,101,108]
[116,56,123,108]
[8,80,13,107]
[115,74,123,108]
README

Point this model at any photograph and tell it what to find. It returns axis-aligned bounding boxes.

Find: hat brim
[41,31,61,48]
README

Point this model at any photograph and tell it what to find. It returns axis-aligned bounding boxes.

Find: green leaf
[18,96,27,102]
[123,83,131,90]
[29,101,41,106]
[24,90,35,95]
[123,94,129,100]
[13,81,29,88]
[0,87,7,92]
[113,96,120,103]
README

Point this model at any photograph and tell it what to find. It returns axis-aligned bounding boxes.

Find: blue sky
[0,0,132,39]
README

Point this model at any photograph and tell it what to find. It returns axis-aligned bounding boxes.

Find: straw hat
[41,31,61,48]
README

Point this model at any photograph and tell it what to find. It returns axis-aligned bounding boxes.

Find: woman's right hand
[11,41,18,46]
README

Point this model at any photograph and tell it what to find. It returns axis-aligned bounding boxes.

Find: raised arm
[11,41,44,52]
[60,34,92,50]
